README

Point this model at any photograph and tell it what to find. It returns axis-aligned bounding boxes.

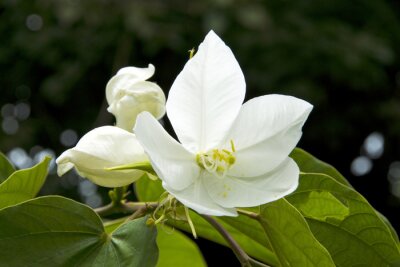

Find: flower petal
[57,150,145,187]
[204,158,299,208]
[56,159,74,176]
[134,112,200,191]
[56,126,148,187]
[116,64,155,78]
[166,30,245,153]
[226,94,312,177]
[72,126,148,164]
[106,64,155,105]
[163,177,237,216]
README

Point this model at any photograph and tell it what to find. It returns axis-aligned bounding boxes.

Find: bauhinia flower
[134,31,313,216]
[106,64,166,131]
[56,126,149,187]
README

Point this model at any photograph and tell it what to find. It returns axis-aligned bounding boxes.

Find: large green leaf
[0,196,158,266]
[286,173,400,266]
[257,198,335,266]
[291,148,399,244]
[291,148,352,187]
[0,151,15,183]
[104,217,207,267]
[0,156,50,209]
[135,178,278,265]
[156,226,206,267]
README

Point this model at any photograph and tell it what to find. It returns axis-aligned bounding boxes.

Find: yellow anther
[189,48,195,59]
[230,139,236,152]
[196,141,237,178]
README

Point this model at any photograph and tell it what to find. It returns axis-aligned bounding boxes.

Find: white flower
[56,126,148,187]
[106,64,166,131]
[134,31,313,216]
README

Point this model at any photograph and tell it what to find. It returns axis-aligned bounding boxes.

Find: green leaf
[286,173,400,266]
[156,226,206,267]
[0,151,15,183]
[257,198,335,267]
[292,191,349,221]
[103,217,207,267]
[0,156,50,210]
[0,196,159,266]
[376,211,400,244]
[104,217,128,234]
[292,148,399,245]
[291,148,352,187]
[135,177,278,265]
[176,211,278,265]
[135,176,165,201]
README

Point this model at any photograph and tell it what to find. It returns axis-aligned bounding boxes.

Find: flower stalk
[200,214,271,267]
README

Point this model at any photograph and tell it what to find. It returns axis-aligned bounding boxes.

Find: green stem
[126,206,149,222]
[114,187,126,203]
[236,208,260,220]
[200,214,270,267]
[95,201,158,217]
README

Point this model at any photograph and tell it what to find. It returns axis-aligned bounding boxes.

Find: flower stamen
[196,140,236,178]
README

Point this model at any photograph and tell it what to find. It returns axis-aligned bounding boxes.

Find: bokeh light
[363,132,384,159]
[388,161,400,199]
[14,102,31,121]
[78,179,102,208]
[2,117,19,135]
[351,156,373,176]
[26,14,43,31]
[60,129,78,147]
[7,147,32,169]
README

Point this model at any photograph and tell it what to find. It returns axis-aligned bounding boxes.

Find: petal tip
[204,30,223,45]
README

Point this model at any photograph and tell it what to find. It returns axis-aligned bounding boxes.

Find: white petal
[56,159,74,176]
[55,126,148,187]
[166,30,245,153]
[73,126,148,164]
[163,177,237,216]
[204,158,299,208]
[106,64,155,105]
[226,94,312,177]
[57,150,145,187]
[134,112,200,191]
[116,64,155,78]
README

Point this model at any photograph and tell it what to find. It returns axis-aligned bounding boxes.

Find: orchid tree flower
[134,31,313,216]
[56,126,149,187]
[106,64,166,132]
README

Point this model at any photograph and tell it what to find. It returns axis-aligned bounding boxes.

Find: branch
[95,201,158,217]
[200,214,270,267]
[236,208,260,220]
[126,206,149,222]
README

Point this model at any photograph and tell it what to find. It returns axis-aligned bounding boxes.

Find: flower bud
[106,64,166,132]
[56,126,148,187]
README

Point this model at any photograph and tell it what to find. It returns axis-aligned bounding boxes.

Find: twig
[200,214,270,267]
[126,206,149,222]
[95,201,158,217]
[236,208,260,220]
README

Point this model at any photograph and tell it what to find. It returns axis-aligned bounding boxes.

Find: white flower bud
[106,64,166,132]
[56,126,148,187]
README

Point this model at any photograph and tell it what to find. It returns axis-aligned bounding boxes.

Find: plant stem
[126,206,149,222]
[114,186,126,203]
[236,208,260,220]
[95,201,158,217]
[200,214,270,267]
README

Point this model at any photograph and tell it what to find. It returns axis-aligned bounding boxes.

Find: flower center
[196,140,236,178]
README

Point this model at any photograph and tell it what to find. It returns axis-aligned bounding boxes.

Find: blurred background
[1,0,400,265]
